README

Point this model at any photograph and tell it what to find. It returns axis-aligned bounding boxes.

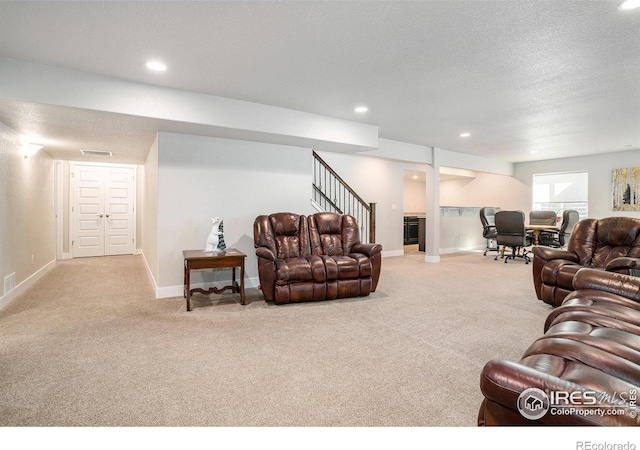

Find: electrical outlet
[31,254,34,265]
[4,273,16,296]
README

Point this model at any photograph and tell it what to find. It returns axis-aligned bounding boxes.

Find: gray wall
[514,149,640,220]
[141,135,159,288]
[153,133,314,297]
[0,121,56,308]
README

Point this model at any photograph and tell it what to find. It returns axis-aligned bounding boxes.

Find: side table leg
[240,260,245,305]
[232,267,237,293]
[186,265,192,312]
[183,260,187,298]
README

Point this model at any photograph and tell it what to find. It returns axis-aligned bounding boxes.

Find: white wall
[314,150,525,258]
[154,133,314,297]
[403,179,427,214]
[438,148,514,176]
[315,151,411,257]
[0,121,56,310]
[440,171,529,211]
[1,57,378,155]
[514,149,640,220]
[361,138,432,164]
[401,170,530,253]
[142,136,159,289]
[438,172,530,252]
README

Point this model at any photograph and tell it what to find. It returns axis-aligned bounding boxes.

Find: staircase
[312,151,376,243]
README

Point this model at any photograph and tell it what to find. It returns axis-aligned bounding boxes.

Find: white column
[425,147,440,263]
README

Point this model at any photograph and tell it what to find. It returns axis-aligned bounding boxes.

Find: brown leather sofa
[253,212,382,304]
[532,216,640,307]
[479,268,640,426]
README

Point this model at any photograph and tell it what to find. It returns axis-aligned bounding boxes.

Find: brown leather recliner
[254,212,382,304]
[478,268,640,426]
[532,216,640,307]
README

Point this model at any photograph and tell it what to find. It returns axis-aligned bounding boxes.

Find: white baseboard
[0,258,57,312]
[156,276,260,299]
[439,244,485,254]
[424,255,440,263]
[60,252,72,260]
[138,250,259,299]
[382,250,404,258]
[139,251,159,298]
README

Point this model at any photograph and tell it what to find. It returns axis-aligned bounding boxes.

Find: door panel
[105,167,135,256]
[73,165,105,257]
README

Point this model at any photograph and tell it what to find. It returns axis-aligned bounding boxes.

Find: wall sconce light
[22,143,43,159]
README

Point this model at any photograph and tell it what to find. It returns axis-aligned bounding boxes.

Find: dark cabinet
[403,216,419,245]
[418,217,425,252]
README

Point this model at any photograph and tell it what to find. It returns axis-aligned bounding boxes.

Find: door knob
[105,214,110,218]
[97,214,103,218]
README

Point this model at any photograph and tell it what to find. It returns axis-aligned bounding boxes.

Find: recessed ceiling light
[619,0,640,11]
[146,60,167,72]
[460,132,471,138]
[354,106,368,113]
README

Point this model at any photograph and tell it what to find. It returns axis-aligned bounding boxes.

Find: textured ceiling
[0,0,638,164]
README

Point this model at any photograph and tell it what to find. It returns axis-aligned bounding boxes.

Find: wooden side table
[183,249,246,311]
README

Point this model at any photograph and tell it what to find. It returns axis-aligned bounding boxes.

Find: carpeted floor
[0,246,552,427]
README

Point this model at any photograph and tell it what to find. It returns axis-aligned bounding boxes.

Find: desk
[526,225,558,246]
[183,249,246,311]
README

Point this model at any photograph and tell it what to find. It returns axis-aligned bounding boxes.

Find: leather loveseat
[532,216,640,307]
[479,268,640,426]
[253,212,382,304]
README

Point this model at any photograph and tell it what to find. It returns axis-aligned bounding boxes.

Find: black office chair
[538,209,580,248]
[528,210,557,225]
[494,210,533,264]
[528,210,558,244]
[480,207,500,256]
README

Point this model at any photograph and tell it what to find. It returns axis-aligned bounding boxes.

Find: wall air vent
[81,149,113,157]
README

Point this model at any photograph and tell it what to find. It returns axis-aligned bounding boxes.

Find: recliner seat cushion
[350,253,373,277]
[329,255,359,279]
[276,255,325,284]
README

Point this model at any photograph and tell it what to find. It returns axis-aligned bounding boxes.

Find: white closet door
[104,166,135,256]
[71,163,136,258]
[72,164,105,258]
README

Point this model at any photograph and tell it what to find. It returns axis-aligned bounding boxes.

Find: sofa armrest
[255,247,276,261]
[532,246,579,263]
[604,256,640,272]
[572,268,640,302]
[351,242,382,257]
[479,359,625,425]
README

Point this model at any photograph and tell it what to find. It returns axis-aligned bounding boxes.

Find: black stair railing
[312,151,376,243]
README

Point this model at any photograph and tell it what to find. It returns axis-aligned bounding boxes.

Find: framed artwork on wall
[612,167,640,211]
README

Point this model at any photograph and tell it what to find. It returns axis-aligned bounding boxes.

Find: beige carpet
[0,246,552,427]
